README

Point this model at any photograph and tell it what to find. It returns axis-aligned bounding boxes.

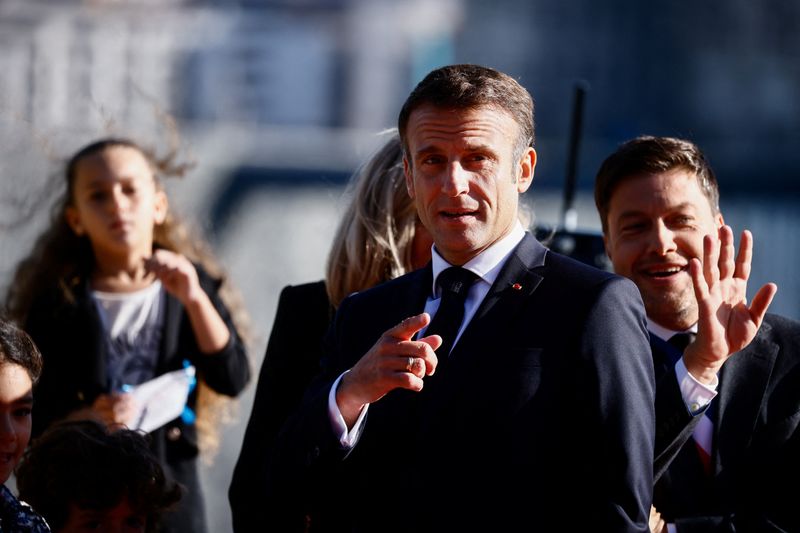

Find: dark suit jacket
[229,280,333,532]
[269,233,655,532]
[25,266,251,533]
[653,313,800,532]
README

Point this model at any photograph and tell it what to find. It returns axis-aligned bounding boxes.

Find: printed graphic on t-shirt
[106,325,162,390]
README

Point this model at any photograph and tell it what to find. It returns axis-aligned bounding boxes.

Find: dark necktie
[668,331,715,477]
[668,332,696,354]
[425,267,478,362]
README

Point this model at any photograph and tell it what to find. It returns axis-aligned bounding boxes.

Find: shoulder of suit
[279,280,330,307]
[542,248,620,286]
[759,312,800,346]
[340,268,425,306]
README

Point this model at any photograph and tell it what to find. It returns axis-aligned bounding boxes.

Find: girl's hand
[144,249,202,306]
[68,392,139,428]
[146,249,231,354]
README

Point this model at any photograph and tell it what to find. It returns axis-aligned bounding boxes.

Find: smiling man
[268,65,656,532]
[595,135,800,532]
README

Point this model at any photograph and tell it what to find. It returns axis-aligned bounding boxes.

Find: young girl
[0,318,50,532]
[6,137,251,533]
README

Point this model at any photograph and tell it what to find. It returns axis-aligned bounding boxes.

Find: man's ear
[602,233,612,261]
[65,206,84,236]
[516,148,536,193]
[403,156,416,199]
[154,189,169,225]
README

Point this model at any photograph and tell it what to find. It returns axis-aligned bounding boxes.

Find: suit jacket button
[167,427,182,441]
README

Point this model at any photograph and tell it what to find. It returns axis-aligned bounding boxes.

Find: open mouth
[644,265,686,278]
[440,209,478,220]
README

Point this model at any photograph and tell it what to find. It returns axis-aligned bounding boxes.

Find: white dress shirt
[647,319,718,414]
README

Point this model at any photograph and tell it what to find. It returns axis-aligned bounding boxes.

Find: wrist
[683,355,722,385]
[336,375,367,426]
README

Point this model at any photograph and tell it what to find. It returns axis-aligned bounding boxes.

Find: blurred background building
[1,1,798,530]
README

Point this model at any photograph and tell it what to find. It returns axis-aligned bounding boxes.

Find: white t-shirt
[92,281,166,390]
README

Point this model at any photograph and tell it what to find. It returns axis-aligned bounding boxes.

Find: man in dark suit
[595,135,799,532]
[268,64,655,532]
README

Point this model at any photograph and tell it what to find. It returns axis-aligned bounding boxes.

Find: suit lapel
[453,233,546,359]
[405,265,432,319]
[715,320,778,471]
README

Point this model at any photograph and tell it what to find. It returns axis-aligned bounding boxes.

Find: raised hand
[145,249,231,353]
[685,226,777,383]
[144,249,201,306]
[336,313,442,427]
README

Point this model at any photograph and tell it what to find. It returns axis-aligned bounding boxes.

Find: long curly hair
[325,130,422,307]
[5,136,251,459]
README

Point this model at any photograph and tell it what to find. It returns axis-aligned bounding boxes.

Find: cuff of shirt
[675,357,718,415]
[328,370,368,448]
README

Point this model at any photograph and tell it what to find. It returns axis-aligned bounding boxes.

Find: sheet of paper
[126,366,195,433]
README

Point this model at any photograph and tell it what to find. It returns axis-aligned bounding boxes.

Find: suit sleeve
[186,269,250,396]
[582,276,655,532]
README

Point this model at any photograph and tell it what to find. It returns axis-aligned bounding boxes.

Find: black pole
[560,81,588,230]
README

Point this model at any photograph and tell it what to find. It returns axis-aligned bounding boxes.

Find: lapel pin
[512,283,522,290]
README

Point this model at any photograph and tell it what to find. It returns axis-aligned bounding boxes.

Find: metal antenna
[560,81,588,231]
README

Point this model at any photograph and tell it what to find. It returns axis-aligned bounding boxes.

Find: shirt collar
[646,318,698,342]
[430,222,526,297]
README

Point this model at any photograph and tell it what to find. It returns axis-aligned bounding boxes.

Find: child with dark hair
[5,137,251,532]
[16,419,181,532]
[0,317,50,531]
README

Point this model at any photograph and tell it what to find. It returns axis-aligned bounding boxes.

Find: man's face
[603,169,723,330]
[403,104,535,266]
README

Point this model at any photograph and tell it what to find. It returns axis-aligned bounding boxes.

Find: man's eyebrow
[14,393,33,404]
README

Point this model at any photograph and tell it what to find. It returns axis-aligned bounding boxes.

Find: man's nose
[649,221,677,255]
[442,161,470,196]
[0,414,14,443]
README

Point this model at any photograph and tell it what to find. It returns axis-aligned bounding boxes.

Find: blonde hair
[325,130,420,307]
[5,137,251,460]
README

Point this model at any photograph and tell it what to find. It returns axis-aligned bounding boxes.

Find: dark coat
[25,266,250,533]
[653,313,800,532]
[229,280,332,532]
[268,234,656,532]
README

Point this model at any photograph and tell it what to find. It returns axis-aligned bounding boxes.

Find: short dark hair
[0,317,42,384]
[594,135,720,232]
[398,64,535,159]
[16,420,182,532]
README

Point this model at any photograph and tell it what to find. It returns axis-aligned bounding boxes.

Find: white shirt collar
[646,318,698,342]
[430,222,526,297]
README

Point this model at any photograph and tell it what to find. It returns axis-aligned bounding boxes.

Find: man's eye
[621,223,646,233]
[13,407,32,418]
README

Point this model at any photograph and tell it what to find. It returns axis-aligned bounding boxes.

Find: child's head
[0,318,42,484]
[63,139,169,264]
[15,419,182,533]
[5,136,204,321]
